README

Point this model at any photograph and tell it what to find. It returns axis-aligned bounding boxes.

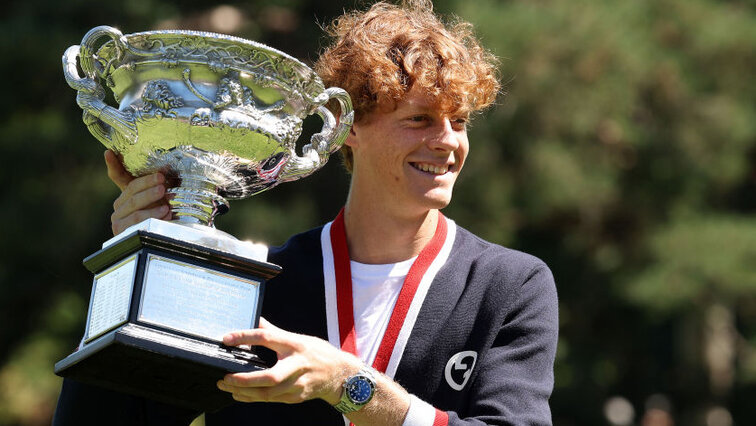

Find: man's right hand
[105,150,172,236]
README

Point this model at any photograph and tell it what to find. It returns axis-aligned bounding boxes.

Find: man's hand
[105,150,171,235]
[217,318,358,405]
[218,319,412,425]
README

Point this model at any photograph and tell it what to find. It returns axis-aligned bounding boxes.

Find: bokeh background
[1,0,754,425]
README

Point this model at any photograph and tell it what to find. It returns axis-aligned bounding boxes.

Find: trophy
[54,26,353,411]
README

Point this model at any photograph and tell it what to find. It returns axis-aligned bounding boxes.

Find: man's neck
[342,199,439,265]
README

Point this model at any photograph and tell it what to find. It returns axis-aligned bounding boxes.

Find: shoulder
[451,224,554,289]
[444,222,558,326]
[267,226,324,267]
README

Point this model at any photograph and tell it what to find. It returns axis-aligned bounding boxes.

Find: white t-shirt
[350,256,416,364]
[349,257,443,426]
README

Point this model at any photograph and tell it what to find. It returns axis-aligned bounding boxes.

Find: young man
[55,1,558,425]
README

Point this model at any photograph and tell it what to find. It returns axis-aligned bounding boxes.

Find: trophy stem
[167,176,229,227]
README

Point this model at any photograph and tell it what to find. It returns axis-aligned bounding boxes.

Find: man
[55,1,558,425]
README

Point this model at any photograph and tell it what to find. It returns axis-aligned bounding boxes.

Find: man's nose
[428,118,460,151]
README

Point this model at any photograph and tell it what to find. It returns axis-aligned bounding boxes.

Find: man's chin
[422,193,453,210]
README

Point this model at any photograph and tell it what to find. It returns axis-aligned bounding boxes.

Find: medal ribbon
[330,208,447,373]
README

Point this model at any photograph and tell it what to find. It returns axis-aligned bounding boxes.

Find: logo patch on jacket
[444,350,477,391]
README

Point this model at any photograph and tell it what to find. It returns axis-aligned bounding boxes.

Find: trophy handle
[278,87,354,182]
[62,26,137,149]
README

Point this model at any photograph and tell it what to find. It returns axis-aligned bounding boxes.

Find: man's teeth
[413,163,449,175]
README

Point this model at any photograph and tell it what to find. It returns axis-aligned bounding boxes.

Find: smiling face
[346,86,470,218]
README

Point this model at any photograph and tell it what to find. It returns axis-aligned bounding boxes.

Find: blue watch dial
[346,377,374,404]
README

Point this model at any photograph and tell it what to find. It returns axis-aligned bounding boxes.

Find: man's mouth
[410,162,450,175]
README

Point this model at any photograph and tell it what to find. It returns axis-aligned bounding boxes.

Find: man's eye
[452,118,468,129]
[409,115,428,122]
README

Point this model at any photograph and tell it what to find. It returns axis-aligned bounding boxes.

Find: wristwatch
[333,368,377,413]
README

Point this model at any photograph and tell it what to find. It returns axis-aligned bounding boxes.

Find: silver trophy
[55,26,353,411]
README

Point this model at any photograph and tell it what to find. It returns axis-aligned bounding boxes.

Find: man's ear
[345,125,358,148]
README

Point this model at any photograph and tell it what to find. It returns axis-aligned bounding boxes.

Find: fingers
[218,358,312,404]
[223,357,304,388]
[105,149,172,235]
[223,321,298,355]
[104,150,133,191]
[218,376,304,404]
[112,173,167,212]
[219,320,360,405]
[110,173,170,235]
[111,203,170,235]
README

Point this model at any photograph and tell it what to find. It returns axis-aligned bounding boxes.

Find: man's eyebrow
[398,100,436,113]
[398,101,471,119]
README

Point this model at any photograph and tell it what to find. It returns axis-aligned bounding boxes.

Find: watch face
[346,376,374,404]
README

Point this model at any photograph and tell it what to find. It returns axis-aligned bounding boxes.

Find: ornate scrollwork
[208,60,229,74]
[115,31,326,105]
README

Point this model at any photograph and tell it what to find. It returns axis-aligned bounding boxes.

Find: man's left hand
[217,318,360,405]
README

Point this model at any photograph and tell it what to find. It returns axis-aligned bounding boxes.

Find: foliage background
[0,0,754,424]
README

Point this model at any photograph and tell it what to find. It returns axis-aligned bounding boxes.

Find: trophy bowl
[63,25,353,226]
[56,26,354,411]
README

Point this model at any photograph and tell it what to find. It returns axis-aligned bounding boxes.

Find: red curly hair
[315,0,500,172]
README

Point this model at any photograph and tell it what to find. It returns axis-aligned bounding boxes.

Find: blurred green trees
[0,0,753,424]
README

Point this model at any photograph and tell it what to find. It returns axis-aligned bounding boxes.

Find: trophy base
[55,323,268,412]
[55,221,282,412]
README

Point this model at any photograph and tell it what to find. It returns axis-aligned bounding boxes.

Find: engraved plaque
[85,255,137,342]
[139,254,260,341]
[54,230,280,411]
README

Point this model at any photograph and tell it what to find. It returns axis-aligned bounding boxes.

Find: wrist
[322,359,361,405]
